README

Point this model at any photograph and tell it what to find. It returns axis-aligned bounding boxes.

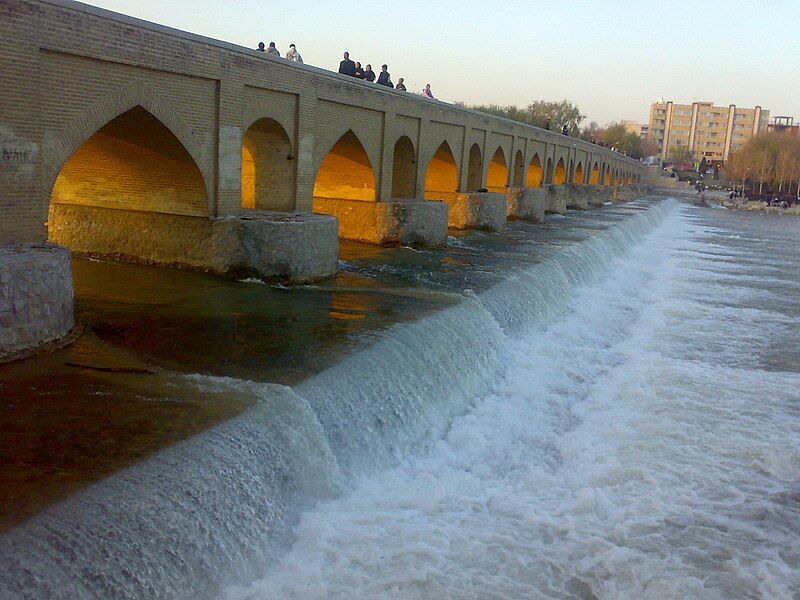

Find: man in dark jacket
[338,52,356,76]
[376,64,393,87]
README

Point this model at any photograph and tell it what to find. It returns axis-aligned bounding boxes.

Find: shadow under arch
[527,154,543,188]
[466,143,483,191]
[589,162,600,185]
[486,147,508,194]
[512,150,524,187]
[51,106,209,220]
[573,161,584,184]
[424,140,459,202]
[313,130,376,202]
[241,118,295,211]
[553,158,567,185]
[391,136,417,198]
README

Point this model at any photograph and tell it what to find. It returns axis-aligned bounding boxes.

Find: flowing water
[2,198,799,599]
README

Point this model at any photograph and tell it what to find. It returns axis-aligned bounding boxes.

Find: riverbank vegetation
[725,132,800,196]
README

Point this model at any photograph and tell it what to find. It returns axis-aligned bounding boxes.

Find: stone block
[443,192,506,232]
[565,184,589,210]
[213,211,338,282]
[0,244,74,360]
[506,187,545,223]
[544,185,568,214]
[586,186,611,207]
[312,198,448,247]
[48,203,337,283]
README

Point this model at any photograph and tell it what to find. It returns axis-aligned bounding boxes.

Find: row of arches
[49,106,640,226]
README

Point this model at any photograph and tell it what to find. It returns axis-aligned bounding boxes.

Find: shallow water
[225,204,800,599]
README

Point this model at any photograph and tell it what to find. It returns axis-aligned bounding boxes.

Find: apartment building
[646,100,770,164]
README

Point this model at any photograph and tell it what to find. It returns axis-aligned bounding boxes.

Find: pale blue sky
[87,0,800,125]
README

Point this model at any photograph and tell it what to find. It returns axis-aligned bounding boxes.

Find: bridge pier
[442,192,507,232]
[0,245,74,362]
[544,185,569,215]
[506,187,546,223]
[565,184,590,210]
[48,205,338,282]
[312,198,448,247]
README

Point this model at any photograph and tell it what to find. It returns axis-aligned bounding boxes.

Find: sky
[87,0,800,126]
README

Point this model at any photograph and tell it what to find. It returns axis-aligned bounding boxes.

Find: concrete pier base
[442,192,507,231]
[506,187,546,223]
[565,184,590,210]
[49,204,338,283]
[544,185,568,214]
[0,244,74,361]
[615,183,650,202]
[587,186,612,207]
[312,198,448,247]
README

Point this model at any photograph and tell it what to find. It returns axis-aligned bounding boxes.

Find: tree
[668,144,693,166]
[457,99,585,135]
[727,131,800,196]
[698,157,708,175]
[580,121,602,142]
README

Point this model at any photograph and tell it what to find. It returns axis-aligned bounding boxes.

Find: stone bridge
[0,0,647,358]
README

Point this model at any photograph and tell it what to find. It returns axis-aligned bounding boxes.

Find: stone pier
[544,185,569,215]
[564,184,590,210]
[49,205,339,282]
[443,192,507,232]
[311,198,448,247]
[506,187,546,223]
[0,245,74,361]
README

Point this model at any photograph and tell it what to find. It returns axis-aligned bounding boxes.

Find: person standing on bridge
[257,42,266,52]
[354,62,365,78]
[395,78,407,91]
[420,84,435,99]
[364,64,376,82]
[267,42,280,57]
[286,44,303,63]
[339,52,356,76]
[376,65,392,87]
[562,124,569,136]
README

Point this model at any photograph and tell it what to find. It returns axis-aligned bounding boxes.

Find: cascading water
[7,199,795,599]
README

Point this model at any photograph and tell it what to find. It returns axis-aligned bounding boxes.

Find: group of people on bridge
[337,52,434,99]
[257,41,303,62]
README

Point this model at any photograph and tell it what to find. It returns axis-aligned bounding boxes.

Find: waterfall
[0,199,675,600]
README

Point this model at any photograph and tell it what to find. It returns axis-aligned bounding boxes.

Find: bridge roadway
[0,0,647,358]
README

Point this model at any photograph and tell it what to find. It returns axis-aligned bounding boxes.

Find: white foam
[226,204,800,599]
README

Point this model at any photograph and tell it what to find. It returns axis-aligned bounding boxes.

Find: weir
[0,198,674,599]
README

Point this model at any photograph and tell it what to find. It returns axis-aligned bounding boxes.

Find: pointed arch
[573,161,584,184]
[527,153,543,188]
[512,150,524,187]
[553,158,567,185]
[603,165,611,186]
[486,147,509,194]
[391,136,417,198]
[424,140,459,201]
[467,143,483,191]
[51,106,209,218]
[313,130,376,201]
[589,161,600,185]
[242,118,295,211]
[44,81,213,213]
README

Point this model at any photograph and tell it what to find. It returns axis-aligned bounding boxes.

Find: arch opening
[603,166,611,186]
[589,162,600,185]
[527,154,543,188]
[512,150,524,187]
[466,143,483,191]
[573,162,584,184]
[486,147,508,194]
[424,141,459,202]
[313,130,376,202]
[391,136,417,198]
[553,158,567,185]
[51,106,208,220]
[241,118,295,211]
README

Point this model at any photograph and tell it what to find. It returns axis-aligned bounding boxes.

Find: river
[2,197,798,599]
